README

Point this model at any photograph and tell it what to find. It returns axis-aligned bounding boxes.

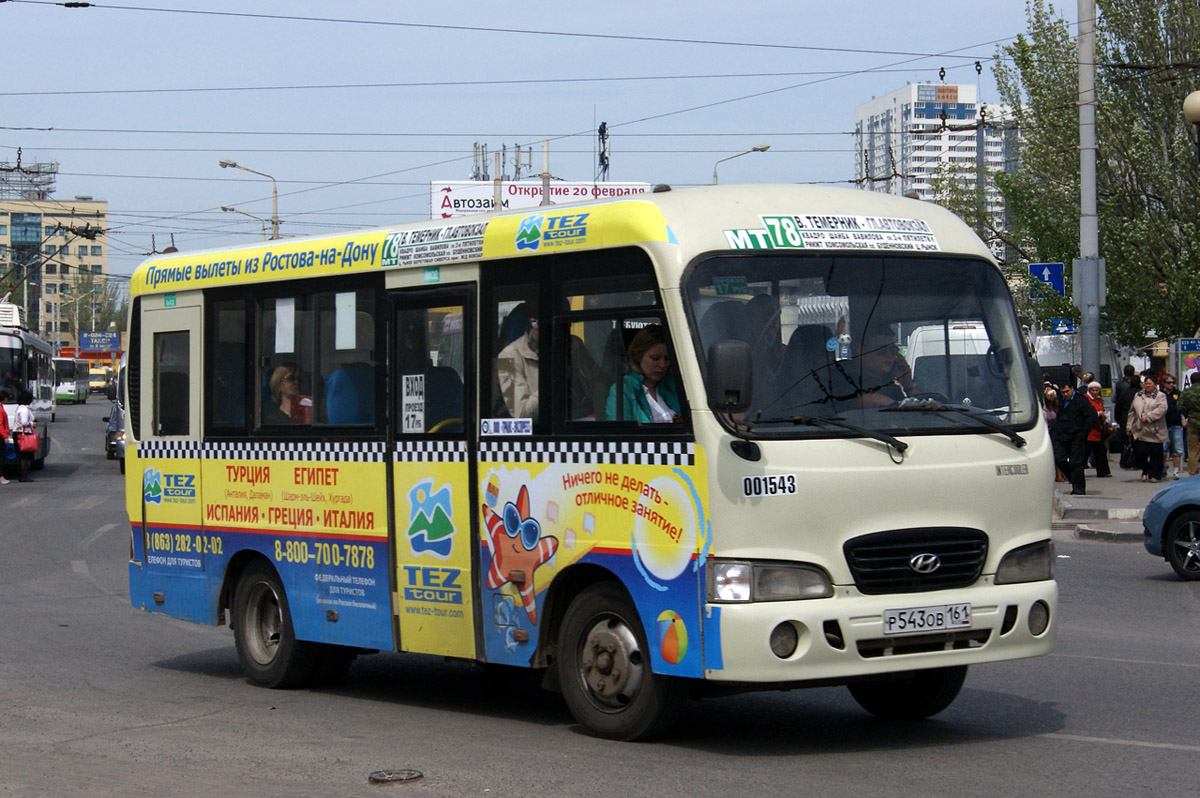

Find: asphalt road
[2,400,1198,797]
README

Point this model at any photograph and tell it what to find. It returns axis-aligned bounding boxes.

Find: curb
[1074,522,1144,543]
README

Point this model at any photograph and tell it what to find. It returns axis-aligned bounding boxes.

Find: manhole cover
[368,769,424,785]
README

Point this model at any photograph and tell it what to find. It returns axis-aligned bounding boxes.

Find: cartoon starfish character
[482,484,558,623]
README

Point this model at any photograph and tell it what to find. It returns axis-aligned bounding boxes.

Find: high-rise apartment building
[854,83,1014,253]
[0,161,110,351]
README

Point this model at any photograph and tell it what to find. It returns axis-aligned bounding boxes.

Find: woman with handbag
[12,387,36,483]
[1085,381,1112,477]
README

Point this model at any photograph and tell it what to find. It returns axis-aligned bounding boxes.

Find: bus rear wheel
[558,582,688,741]
[848,665,967,720]
[233,561,317,688]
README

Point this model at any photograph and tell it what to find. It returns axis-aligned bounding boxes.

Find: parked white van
[905,321,1011,410]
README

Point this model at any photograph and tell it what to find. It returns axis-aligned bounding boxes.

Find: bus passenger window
[491,294,539,422]
[153,331,189,436]
[318,289,375,426]
[210,299,246,429]
[604,323,682,423]
[257,296,315,428]
[394,304,465,435]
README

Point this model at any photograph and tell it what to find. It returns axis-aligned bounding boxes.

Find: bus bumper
[704,578,1057,683]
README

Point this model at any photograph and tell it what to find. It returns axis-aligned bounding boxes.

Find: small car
[103,401,126,473]
[1142,477,1200,580]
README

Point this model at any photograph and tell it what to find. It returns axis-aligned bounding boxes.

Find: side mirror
[107,382,117,402]
[706,339,753,413]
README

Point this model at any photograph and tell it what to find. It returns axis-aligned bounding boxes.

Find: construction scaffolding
[0,153,58,200]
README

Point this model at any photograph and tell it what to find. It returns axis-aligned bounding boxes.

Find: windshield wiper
[750,413,908,453]
[881,399,1026,448]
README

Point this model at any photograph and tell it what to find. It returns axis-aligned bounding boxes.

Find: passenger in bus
[854,330,916,408]
[263,363,312,425]
[496,311,540,421]
[605,324,681,423]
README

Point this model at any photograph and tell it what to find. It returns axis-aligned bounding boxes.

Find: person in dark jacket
[1113,371,1140,459]
[1053,381,1098,495]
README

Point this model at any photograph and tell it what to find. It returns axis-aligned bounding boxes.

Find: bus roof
[129,183,994,297]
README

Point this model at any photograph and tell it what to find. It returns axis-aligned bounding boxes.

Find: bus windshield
[1,334,21,386]
[685,253,1037,439]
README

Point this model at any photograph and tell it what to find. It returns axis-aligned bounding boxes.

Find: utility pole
[1075,0,1103,380]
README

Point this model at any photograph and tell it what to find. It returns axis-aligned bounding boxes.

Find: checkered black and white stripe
[479,440,694,466]
[207,441,387,462]
[136,440,386,462]
[394,440,468,463]
[137,440,203,459]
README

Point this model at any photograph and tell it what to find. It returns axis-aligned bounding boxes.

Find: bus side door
[389,286,478,659]
[135,304,207,622]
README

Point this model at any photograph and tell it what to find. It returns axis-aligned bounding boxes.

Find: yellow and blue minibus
[123,184,1056,739]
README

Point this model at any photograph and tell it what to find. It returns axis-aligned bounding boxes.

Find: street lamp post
[1184,91,1200,166]
[218,159,280,239]
[221,205,268,241]
[56,288,95,352]
[712,144,770,185]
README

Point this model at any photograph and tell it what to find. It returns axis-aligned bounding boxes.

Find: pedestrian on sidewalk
[0,387,10,485]
[1177,378,1200,476]
[1084,381,1111,478]
[1162,373,1184,479]
[1128,374,1168,483]
[1114,369,1140,467]
[1053,381,1097,495]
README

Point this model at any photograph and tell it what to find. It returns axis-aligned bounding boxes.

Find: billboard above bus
[432,180,650,219]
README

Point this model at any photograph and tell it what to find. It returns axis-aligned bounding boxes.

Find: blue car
[1143,478,1200,580]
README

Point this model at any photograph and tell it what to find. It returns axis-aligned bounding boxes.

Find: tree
[989,0,1200,341]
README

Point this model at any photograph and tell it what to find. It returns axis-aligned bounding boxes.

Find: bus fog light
[755,564,833,601]
[1027,600,1050,636]
[996,540,1055,584]
[710,561,752,602]
[770,622,799,658]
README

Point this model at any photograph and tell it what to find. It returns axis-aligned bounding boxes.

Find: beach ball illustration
[656,610,688,665]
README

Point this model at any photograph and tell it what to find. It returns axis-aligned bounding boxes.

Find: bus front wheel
[558,582,688,741]
[233,561,317,688]
[848,665,967,720]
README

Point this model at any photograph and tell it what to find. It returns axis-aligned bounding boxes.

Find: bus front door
[135,305,208,622]
[389,287,478,659]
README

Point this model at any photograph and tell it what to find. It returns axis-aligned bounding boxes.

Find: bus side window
[319,289,376,427]
[489,288,539,423]
[210,299,247,429]
[153,330,189,436]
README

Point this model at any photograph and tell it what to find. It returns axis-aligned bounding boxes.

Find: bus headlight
[995,540,1055,584]
[709,561,833,602]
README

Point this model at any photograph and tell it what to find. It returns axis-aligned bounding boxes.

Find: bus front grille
[843,527,988,595]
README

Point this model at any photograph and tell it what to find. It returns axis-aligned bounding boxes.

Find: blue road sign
[1030,262,1065,296]
[1051,318,1076,334]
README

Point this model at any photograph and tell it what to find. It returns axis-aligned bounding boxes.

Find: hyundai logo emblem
[909,553,941,574]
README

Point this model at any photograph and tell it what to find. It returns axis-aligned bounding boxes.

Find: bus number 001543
[742,475,797,497]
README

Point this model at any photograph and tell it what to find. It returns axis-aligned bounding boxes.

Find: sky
[1,0,1081,278]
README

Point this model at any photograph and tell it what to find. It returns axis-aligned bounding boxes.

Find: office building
[0,160,110,351]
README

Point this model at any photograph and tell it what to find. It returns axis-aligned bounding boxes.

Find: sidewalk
[1053,464,1178,542]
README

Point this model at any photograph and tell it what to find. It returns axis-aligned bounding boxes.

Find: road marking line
[1045,733,1200,753]
[1051,652,1200,669]
[73,495,108,511]
[80,523,117,550]
[10,496,39,508]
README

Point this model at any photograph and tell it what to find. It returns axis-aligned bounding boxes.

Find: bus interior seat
[771,324,836,417]
[423,365,464,433]
[324,311,376,425]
